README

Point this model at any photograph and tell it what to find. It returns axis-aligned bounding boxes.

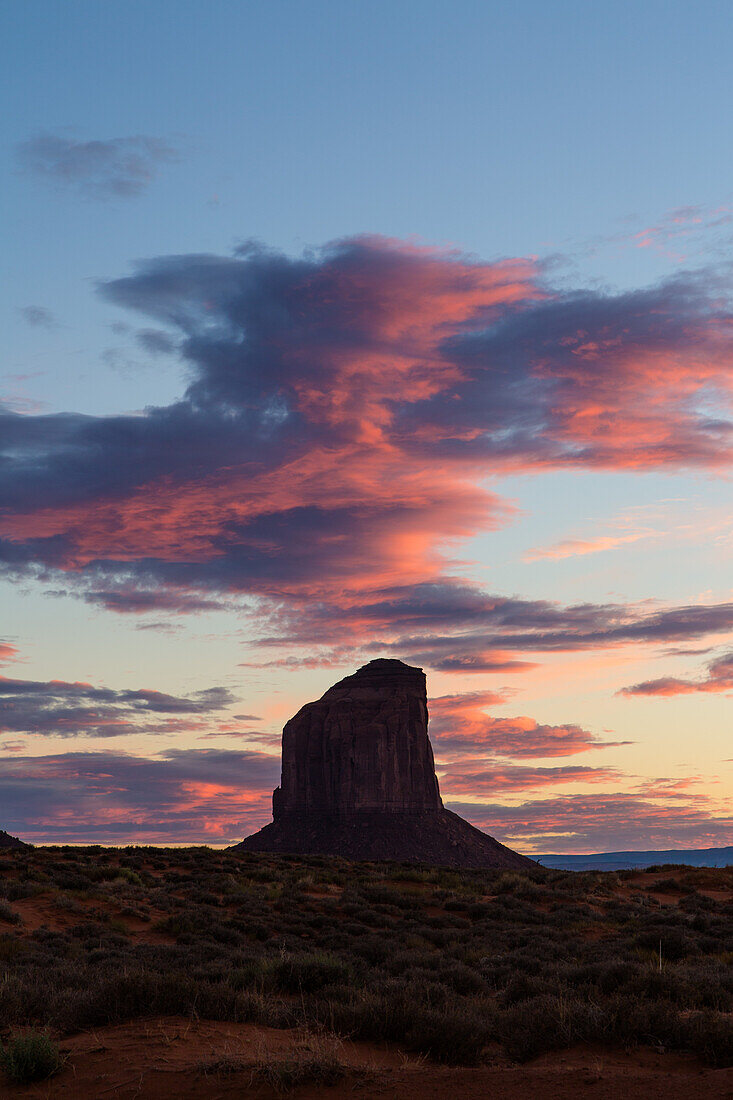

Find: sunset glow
[2,1,731,856]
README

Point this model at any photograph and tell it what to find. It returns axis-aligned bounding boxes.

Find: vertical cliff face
[236,658,535,870]
[274,658,441,819]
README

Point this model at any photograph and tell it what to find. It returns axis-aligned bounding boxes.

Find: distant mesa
[235,658,534,869]
[0,830,28,850]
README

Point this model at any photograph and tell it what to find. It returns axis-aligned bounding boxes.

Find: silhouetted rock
[0,830,27,849]
[235,659,534,869]
[275,659,440,819]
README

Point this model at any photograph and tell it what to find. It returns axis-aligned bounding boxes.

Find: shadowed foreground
[0,846,731,1097]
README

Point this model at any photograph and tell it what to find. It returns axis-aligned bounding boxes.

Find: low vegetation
[0,1030,61,1083]
[199,1049,350,1092]
[0,846,731,1076]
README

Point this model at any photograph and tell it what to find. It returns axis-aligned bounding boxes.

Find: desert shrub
[0,1030,60,1083]
[685,1010,733,1067]
[0,899,21,925]
[601,994,684,1051]
[1,880,44,901]
[439,961,486,996]
[495,994,583,1061]
[252,1052,348,1092]
[404,1002,491,1064]
[270,951,352,993]
[199,1050,349,1091]
[2,846,732,1068]
[500,972,550,1005]
[635,927,698,961]
[323,983,490,1064]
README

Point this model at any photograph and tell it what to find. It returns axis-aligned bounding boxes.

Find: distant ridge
[538,845,733,871]
[0,830,27,850]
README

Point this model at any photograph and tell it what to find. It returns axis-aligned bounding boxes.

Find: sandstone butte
[235,658,534,869]
[0,830,27,849]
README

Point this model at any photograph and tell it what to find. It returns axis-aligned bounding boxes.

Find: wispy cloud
[524,532,654,562]
[523,500,732,563]
[18,306,59,330]
[16,133,179,199]
[620,649,733,697]
[449,790,733,854]
[438,762,619,795]
[627,204,733,262]
[0,674,236,738]
[2,743,717,850]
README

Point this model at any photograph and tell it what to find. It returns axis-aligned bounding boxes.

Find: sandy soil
[1,1017,729,1099]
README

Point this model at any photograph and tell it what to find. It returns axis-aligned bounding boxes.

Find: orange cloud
[524,532,653,562]
[0,234,731,674]
[429,690,630,759]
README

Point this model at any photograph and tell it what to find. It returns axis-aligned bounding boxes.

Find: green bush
[0,1030,60,1083]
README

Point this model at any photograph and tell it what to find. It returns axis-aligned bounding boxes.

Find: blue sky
[1,0,731,851]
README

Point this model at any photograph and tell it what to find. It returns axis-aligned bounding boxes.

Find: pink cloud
[429,690,631,759]
[450,790,733,854]
[0,235,730,644]
[524,532,653,562]
[437,762,619,795]
[0,748,277,844]
[620,649,733,697]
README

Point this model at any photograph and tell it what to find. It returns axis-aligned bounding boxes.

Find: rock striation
[235,659,533,869]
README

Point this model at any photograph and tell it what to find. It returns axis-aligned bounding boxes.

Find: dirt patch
[9,1020,732,1099]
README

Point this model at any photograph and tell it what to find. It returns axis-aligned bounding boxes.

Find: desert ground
[0,846,731,1097]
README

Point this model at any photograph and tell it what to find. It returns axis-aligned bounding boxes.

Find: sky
[1,0,731,854]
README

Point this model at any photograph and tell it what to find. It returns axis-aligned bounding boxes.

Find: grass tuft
[0,1030,61,1083]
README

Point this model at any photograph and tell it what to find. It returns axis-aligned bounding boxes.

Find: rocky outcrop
[235,659,534,870]
[274,659,440,819]
[0,830,27,849]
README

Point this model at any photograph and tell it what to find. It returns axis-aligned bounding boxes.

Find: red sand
[6,1017,731,1098]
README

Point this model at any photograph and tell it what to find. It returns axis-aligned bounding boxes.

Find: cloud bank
[0,675,236,738]
[0,236,731,672]
[0,746,727,851]
[0,749,278,844]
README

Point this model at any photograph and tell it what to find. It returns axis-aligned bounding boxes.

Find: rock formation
[235,658,533,869]
[0,830,27,849]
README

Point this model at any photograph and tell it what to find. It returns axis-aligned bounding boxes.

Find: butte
[0,830,27,849]
[235,658,534,869]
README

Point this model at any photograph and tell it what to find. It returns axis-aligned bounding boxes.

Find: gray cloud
[19,306,59,329]
[135,329,177,355]
[0,675,236,738]
[620,649,733,697]
[17,133,179,199]
[0,237,730,670]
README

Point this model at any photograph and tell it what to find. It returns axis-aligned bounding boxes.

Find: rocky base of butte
[236,658,533,870]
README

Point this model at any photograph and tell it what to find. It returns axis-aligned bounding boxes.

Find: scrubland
[0,846,731,1095]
